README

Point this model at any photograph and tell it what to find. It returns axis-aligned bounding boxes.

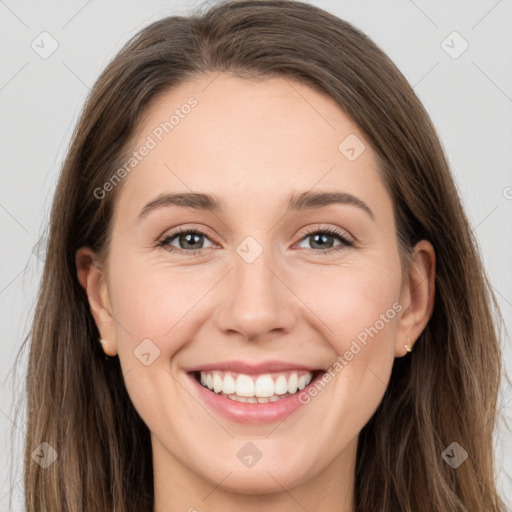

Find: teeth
[225,392,293,403]
[254,374,274,397]
[274,375,288,395]
[287,373,298,394]
[223,374,236,394]
[197,369,317,400]
[213,372,223,393]
[236,374,255,397]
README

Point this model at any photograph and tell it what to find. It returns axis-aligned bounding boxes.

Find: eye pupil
[180,232,203,249]
[310,233,334,249]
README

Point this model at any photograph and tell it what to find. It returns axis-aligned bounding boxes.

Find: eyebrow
[136,190,374,221]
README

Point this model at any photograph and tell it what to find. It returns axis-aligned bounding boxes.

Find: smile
[194,370,320,403]
[187,367,326,424]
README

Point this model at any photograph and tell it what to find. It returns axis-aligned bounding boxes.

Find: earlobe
[75,247,118,356]
[395,239,436,357]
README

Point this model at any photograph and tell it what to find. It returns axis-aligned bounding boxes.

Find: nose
[214,247,297,342]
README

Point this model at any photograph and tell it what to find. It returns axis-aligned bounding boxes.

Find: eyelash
[157,226,355,256]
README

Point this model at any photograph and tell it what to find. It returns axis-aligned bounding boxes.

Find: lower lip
[187,371,324,425]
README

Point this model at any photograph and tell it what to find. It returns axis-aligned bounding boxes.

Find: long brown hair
[15,0,509,510]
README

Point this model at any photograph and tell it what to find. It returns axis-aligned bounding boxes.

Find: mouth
[190,369,326,404]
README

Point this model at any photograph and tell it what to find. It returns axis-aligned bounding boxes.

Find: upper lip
[185,360,324,374]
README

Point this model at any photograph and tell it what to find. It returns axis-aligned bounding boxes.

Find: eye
[296,226,354,254]
[158,227,214,255]
[158,225,354,256]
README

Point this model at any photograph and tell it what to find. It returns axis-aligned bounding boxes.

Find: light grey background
[1,0,511,509]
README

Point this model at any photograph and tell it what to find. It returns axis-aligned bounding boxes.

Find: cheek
[298,261,402,355]
[107,255,204,347]
[295,260,402,426]
[325,264,402,410]
[105,260,198,428]
[296,265,401,444]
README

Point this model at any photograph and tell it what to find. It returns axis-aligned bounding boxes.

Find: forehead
[113,73,392,226]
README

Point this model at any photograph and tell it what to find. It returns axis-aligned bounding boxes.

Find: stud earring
[404,336,412,353]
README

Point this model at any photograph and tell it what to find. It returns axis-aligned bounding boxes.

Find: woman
[20,0,509,510]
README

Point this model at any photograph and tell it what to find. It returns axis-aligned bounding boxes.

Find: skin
[77,73,435,511]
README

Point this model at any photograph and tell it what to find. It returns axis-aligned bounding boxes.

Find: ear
[395,239,436,357]
[75,247,118,356]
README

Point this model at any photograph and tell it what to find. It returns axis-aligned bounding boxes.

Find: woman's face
[79,73,434,505]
